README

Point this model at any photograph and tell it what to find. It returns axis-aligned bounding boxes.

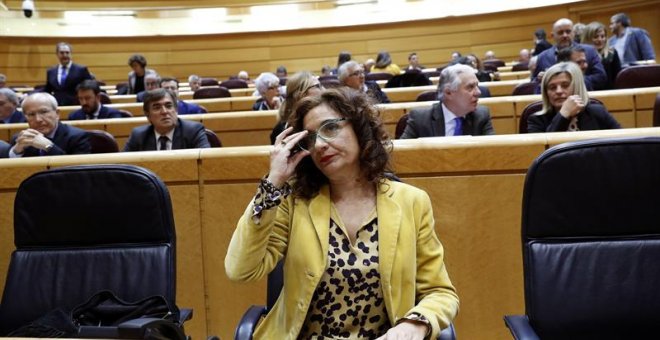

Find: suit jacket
[532,43,608,91]
[127,68,157,95]
[10,122,91,157]
[122,118,210,151]
[44,63,93,106]
[67,105,123,120]
[609,27,656,66]
[527,102,621,133]
[177,100,206,115]
[400,102,495,139]
[225,180,459,339]
[2,110,27,124]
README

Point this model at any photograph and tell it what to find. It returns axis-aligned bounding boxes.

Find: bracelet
[396,312,431,339]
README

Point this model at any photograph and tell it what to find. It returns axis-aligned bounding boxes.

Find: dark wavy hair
[288,87,392,199]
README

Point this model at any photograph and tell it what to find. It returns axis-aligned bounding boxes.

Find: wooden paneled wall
[1,0,657,88]
[1,128,660,340]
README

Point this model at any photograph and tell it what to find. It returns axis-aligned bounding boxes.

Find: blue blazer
[123,118,210,151]
[532,43,608,91]
[0,140,10,158]
[67,105,123,120]
[177,100,207,115]
[44,63,93,106]
[10,122,91,157]
[609,27,656,65]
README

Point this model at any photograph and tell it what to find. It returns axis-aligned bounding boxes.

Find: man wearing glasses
[9,92,90,157]
[338,61,390,104]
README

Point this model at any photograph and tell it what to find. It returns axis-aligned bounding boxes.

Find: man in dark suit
[339,61,390,104]
[123,88,210,151]
[159,77,206,115]
[44,42,94,106]
[9,93,90,158]
[400,64,495,139]
[0,88,27,124]
[68,80,123,120]
[136,73,161,103]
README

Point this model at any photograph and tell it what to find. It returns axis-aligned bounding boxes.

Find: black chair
[395,113,409,139]
[205,129,222,147]
[0,165,191,338]
[118,109,133,118]
[511,62,529,72]
[88,130,119,153]
[512,81,538,96]
[504,137,660,339]
[416,90,437,102]
[365,72,393,82]
[220,79,249,89]
[100,92,112,104]
[193,86,231,99]
[385,72,432,88]
[200,78,219,86]
[614,64,660,89]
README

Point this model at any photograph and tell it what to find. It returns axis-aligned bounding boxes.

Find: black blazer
[10,122,91,157]
[364,81,390,104]
[527,103,621,133]
[123,118,211,151]
[400,102,495,138]
[67,105,124,120]
[44,63,93,106]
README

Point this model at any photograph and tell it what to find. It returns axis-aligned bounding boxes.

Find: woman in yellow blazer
[226,87,459,339]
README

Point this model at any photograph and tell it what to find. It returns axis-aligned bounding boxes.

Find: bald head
[552,18,575,49]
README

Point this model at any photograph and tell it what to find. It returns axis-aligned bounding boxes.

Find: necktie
[454,117,464,136]
[158,136,169,151]
[60,66,68,85]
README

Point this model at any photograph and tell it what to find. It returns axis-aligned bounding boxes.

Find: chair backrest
[318,75,338,82]
[99,92,112,104]
[220,79,249,89]
[193,86,231,99]
[205,129,222,147]
[483,59,505,71]
[88,129,119,153]
[395,114,409,139]
[118,109,133,118]
[653,93,660,127]
[519,98,605,133]
[385,73,432,88]
[416,90,438,102]
[511,62,529,71]
[520,137,660,338]
[512,81,538,96]
[614,64,660,89]
[200,78,219,86]
[0,165,177,335]
[365,72,393,81]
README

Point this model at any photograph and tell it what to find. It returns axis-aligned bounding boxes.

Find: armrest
[117,317,187,340]
[234,305,267,340]
[438,322,456,340]
[179,308,193,323]
[503,315,540,340]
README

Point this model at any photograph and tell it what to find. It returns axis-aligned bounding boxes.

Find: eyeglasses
[349,70,365,77]
[298,118,347,151]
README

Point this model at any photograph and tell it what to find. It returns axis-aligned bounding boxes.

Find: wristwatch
[44,143,54,152]
[397,312,431,339]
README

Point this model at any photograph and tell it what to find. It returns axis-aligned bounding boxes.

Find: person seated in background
[371,51,401,76]
[269,71,323,144]
[556,46,589,74]
[276,66,288,79]
[581,22,621,89]
[528,62,620,133]
[320,66,333,77]
[159,77,206,115]
[400,64,495,139]
[252,72,283,111]
[68,80,123,120]
[532,18,607,91]
[532,28,552,56]
[10,93,90,157]
[363,58,375,74]
[238,70,253,85]
[127,54,157,95]
[225,87,459,339]
[331,51,352,75]
[608,12,655,67]
[188,74,202,92]
[518,49,531,64]
[464,54,500,81]
[450,51,462,61]
[483,50,496,61]
[136,73,161,102]
[338,61,390,104]
[0,88,27,124]
[406,52,425,72]
[0,74,6,88]
[123,88,210,151]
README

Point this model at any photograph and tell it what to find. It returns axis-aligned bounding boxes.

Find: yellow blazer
[225,179,459,339]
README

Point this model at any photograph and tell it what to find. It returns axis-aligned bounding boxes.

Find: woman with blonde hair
[269,71,323,144]
[528,62,620,132]
[581,21,622,89]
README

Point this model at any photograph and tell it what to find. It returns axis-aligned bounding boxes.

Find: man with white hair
[400,64,494,138]
[338,61,390,104]
[532,18,607,91]
[10,92,90,157]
